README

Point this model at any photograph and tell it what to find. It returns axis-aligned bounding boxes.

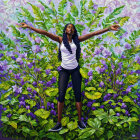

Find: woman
[20,22,120,131]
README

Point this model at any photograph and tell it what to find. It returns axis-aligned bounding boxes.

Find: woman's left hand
[110,24,120,31]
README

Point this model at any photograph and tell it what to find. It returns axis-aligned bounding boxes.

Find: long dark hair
[58,23,81,63]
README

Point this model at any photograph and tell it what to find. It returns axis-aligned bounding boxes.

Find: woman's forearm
[27,26,48,35]
[27,26,61,43]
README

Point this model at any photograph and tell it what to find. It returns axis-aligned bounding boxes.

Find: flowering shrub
[0,0,140,140]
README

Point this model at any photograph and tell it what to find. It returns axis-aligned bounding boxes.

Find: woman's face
[65,24,75,35]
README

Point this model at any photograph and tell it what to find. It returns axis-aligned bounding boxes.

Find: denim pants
[58,65,82,102]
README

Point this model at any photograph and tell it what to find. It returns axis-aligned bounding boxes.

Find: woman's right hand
[20,23,29,28]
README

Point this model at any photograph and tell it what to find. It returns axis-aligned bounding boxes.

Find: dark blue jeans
[58,65,82,102]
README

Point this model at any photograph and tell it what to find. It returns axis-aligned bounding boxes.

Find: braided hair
[58,23,81,63]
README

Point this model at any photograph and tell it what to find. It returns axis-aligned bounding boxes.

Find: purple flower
[3,108,7,111]
[91,107,96,110]
[0,53,4,57]
[126,86,131,93]
[124,43,131,49]
[19,101,26,106]
[88,71,92,76]
[125,110,129,115]
[27,62,33,68]
[51,77,56,83]
[93,4,98,10]
[114,20,119,24]
[135,38,140,46]
[119,81,123,85]
[100,46,104,51]
[51,103,54,109]
[121,55,126,59]
[100,59,106,65]
[135,56,140,64]
[21,97,24,101]
[108,101,112,104]
[14,73,21,80]
[89,76,93,81]
[11,56,16,60]
[26,106,30,110]
[20,79,25,86]
[113,94,118,99]
[32,81,37,87]
[111,64,115,70]
[100,67,105,73]
[12,85,22,96]
[100,105,104,108]
[32,45,41,53]
[116,113,120,116]
[46,69,51,75]
[7,114,12,118]
[34,68,41,73]
[27,87,32,92]
[41,106,45,109]
[32,90,37,95]
[94,47,101,55]
[99,81,104,87]
[123,74,126,77]
[81,91,85,96]
[102,49,112,58]
[116,68,121,75]
[116,79,120,85]
[47,102,51,108]
[87,101,93,107]
[121,103,127,109]
[46,81,52,87]
[118,62,123,68]
[35,37,41,44]
[27,112,36,119]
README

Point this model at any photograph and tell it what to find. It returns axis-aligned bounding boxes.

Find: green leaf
[85,87,96,91]
[107,130,113,139]
[10,98,18,105]
[85,91,102,100]
[79,68,88,79]
[119,16,130,26]
[71,4,78,17]
[123,96,133,103]
[0,99,10,105]
[109,109,116,116]
[67,121,77,131]
[78,129,95,139]
[34,109,50,119]
[65,13,75,25]
[22,126,30,133]
[130,107,139,114]
[1,116,9,122]
[30,130,38,136]
[61,117,69,126]
[59,128,69,134]
[127,117,139,122]
[25,99,36,108]
[115,107,121,112]
[95,127,104,137]
[92,103,100,107]
[17,108,27,114]
[19,115,28,122]
[8,121,17,129]
[45,88,58,97]
[107,89,117,93]
[46,132,64,140]
[58,0,67,16]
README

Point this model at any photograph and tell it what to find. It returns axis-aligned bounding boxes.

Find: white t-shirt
[60,40,78,70]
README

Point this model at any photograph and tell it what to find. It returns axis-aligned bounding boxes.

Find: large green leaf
[25,99,36,108]
[61,116,69,126]
[8,121,17,129]
[71,4,79,17]
[67,121,77,131]
[34,109,50,119]
[85,91,102,100]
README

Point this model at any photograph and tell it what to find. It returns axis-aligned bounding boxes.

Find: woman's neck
[67,34,72,43]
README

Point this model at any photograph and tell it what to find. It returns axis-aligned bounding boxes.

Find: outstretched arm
[78,24,120,42]
[20,23,62,43]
